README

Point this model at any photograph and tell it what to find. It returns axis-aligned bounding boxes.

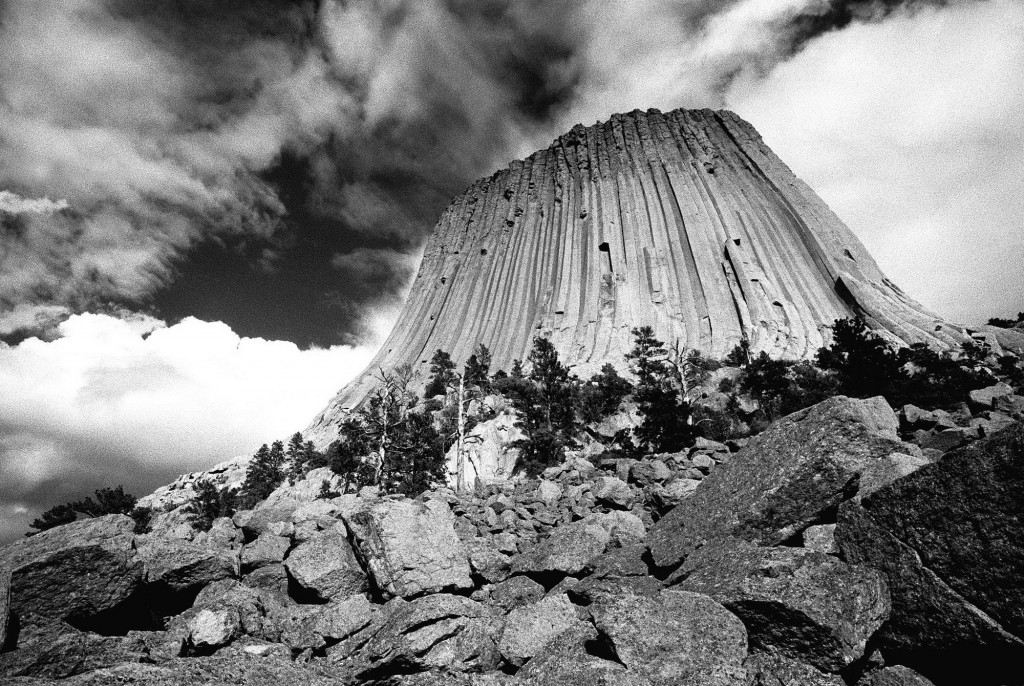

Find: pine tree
[464,343,493,394]
[27,485,138,535]
[507,337,580,474]
[424,349,457,398]
[626,326,695,452]
[185,479,238,532]
[238,441,286,509]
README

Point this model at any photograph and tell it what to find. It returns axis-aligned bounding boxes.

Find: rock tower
[308,108,963,444]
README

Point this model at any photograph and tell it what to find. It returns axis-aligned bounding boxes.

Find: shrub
[626,326,695,452]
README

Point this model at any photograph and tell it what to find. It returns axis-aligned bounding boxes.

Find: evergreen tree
[578,363,633,423]
[816,316,902,399]
[327,418,374,492]
[383,410,447,496]
[507,337,580,474]
[424,349,457,398]
[464,344,493,394]
[185,479,238,532]
[626,326,695,452]
[238,441,286,509]
[28,485,138,535]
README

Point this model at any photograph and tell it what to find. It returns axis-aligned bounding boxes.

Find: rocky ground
[1,390,1023,685]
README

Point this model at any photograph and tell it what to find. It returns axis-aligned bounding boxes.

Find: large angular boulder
[498,593,589,666]
[284,523,367,601]
[835,421,1024,683]
[588,588,749,685]
[0,616,149,679]
[676,538,889,671]
[649,396,906,569]
[513,625,638,686]
[240,532,291,572]
[511,518,610,577]
[135,536,239,594]
[344,498,472,598]
[0,515,143,627]
[340,594,503,678]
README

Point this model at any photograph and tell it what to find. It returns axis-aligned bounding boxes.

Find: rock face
[307,108,963,440]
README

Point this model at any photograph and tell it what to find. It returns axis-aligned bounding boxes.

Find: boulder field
[1,396,1022,685]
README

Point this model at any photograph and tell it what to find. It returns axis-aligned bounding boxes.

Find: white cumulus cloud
[0,312,375,542]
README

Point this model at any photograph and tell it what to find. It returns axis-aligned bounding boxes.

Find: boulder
[676,539,889,671]
[592,476,635,509]
[0,616,148,679]
[588,588,749,685]
[1,514,143,627]
[857,452,931,499]
[835,422,1024,683]
[994,393,1024,418]
[744,652,845,685]
[968,382,1013,410]
[512,624,638,686]
[649,396,906,569]
[899,405,938,431]
[188,608,241,651]
[466,539,512,584]
[917,427,975,453]
[284,523,367,602]
[629,459,672,487]
[240,532,291,572]
[535,480,562,506]
[856,665,937,686]
[802,524,838,554]
[344,498,472,599]
[488,575,545,612]
[135,536,238,594]
[511,518,610,577]
[498,593,590,666]
[343,594,503,678]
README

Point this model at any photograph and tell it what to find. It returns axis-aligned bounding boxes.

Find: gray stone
[649,396,905,569]
[136,536,238,593]
[588,588,749,685]
[856,665,937,686]
[536,480,562,506]
[466,539,512,583]
[243,563,290,595]
[917,427,975,453]
[968,382,1014,410]
[744,652,845,685]
[346,594,503,677]
[677,539,889,671]
[994,393,1024,418]
[0,616,148,678]
[836,422,1024,678]
[1,514,143,626]
[284,523,367,601]
[498,593,589,666]
[511,518,610,576]
[344,498,472,598]
[629,459,673,486]
[899,404,937,431]
[513,624,641,686]
[593,476,635,509]
[489,575,545,612]
[857,452,931,499]
[188,608,241,650]
[803,524,838,554]
[240,532,291,572]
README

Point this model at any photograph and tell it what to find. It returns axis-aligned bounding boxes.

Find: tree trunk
[456,374,466,492]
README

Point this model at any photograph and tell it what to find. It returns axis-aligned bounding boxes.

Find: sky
[0,0,1021,541]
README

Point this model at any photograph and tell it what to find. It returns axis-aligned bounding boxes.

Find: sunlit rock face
[308,108,963,444]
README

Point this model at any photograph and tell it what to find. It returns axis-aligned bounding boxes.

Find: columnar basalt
[308,108,963,444]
